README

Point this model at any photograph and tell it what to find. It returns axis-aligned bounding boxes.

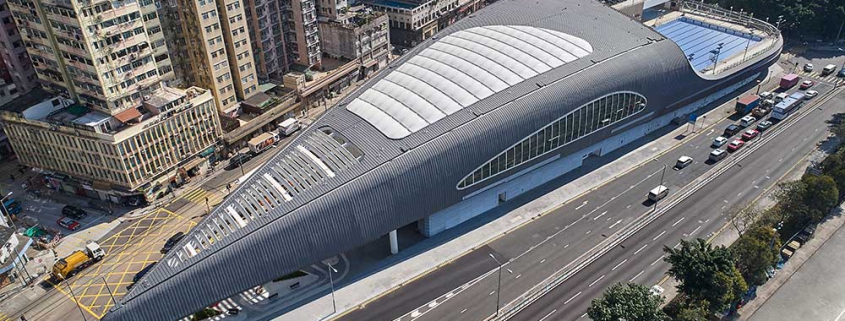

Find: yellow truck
[51,242,105,281]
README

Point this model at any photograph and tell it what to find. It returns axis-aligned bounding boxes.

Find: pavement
[740,207,845,321]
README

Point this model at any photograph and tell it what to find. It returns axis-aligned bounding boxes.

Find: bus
[771,92,805,121]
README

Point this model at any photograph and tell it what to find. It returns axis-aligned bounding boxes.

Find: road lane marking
[690,225,702,236]
[672,217,685,227]
[653,231,666,241]
[575,201,588,210]
[629,270,644,282]
[650,255,664,266]
[581,313,587,319]
[634,244,648,255]
[540,259,546,264]
[588,275,605,287]
[539,309,557,321]
[564,244,570,249]
[564,292,582,305]
[609,220,622,229]
[593,211,608,220]
[834,307,845,321]
[585,230,591,235]
[612,259,627,271]
[461,309,467,314]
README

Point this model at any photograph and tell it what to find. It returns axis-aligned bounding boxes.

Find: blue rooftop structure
[656,17,761,72]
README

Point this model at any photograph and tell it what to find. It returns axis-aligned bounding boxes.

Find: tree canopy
[664,238,748,312]
[587,282,669,321]
[711,0,845,40]
[734,226,781,286]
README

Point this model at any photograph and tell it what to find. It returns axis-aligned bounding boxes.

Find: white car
[740,115,757,127]
[804,63,814,72]
[759,91,773,100]
[712,136,728,147]
[805,90,818,99]
[674,156,693,169]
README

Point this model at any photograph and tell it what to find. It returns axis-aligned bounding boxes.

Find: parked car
[800,80,815,89]
[724,124,741,137]
[160,232,185,254]
[759,91,774,100]
[805,90,818,99]
[674,156,693,170]
[756,120,773,131]
[709,149,727,162]
[62,205,88,220]
[227,153,254,169]
[803,63,814,72]
[740,115,757,127]
[712,136,728,147]
[838,68,845,77]
[129,262,157,290]
[57,217,81,231]
[727,139,745,152]
[742,129,760,141]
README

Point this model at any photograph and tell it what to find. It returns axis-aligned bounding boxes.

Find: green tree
[587,282,669,321]
[664,239,748,312]
[734,226,781,286]
[673,299,710,321]
[802,175,839,221]
[828,168,845,199]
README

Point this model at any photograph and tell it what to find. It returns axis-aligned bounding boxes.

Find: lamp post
[66,283,89,321]
[326,262,338,315]
[1,192,16,230]
[235,149,246,177]
[488,253,512,317]
[743,30,756,61]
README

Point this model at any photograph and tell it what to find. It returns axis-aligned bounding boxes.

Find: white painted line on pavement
[672,217,685,227]
[594,211,608,220]
[540,259,546,264]
[585,230,591,235]
[580,313,588,319]
[538,309,557,321]
[612,259,628,271]
[651,255,664,266]
[634,244,648,255]
[515,274,521,279]
[690,225,702,236]
[629,270,644,282]
[589,275,605,287]
[673,242,681,249]
[490,291,495,296]
[653,231,666,241]
[564,291,582,305]
[833,307,845,321]
[609,220,622,229]
[564,244,570,249]
[575,201,588,210]
[428,301,437,308]
[461,308,467,314]
[626,204,632,209]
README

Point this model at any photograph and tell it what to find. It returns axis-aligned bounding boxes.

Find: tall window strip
[457,92,647,189]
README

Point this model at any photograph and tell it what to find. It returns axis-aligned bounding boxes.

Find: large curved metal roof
[347,25,594,138]
[103,0,782,319]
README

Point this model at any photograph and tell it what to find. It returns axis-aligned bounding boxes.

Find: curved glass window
[457,91,647,189]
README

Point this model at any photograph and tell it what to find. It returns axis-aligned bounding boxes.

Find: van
[675,156,693,169]
[709,149,727,162]
[774,93,788,103]
[278,118,301,136]
[823,64,837,76]
[648,185,669,202]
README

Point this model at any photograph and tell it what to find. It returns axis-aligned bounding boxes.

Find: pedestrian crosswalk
[180,187,224,207]
[797,70,845,85]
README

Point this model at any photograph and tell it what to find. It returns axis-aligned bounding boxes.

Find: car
[227,153,254,169]
[759,91,774,100]
[160,232,186,254]
[727,139,745,152]
[838,68,845,77]
[62,205,87,220]
[674,156,693,169]
[724,124,741,137]
[803,63,814,72]
[800,80,815,89]
[709,149,727,162]
[740,115,757,127]
[57,217,81,231]
[133,262,157,283]
[650,285,665,296]
[742,129,759,141]
[756,121,773,131]
[712,136,728,147]
[805,90,818,99]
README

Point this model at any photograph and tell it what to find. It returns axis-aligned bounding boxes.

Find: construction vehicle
[751,104,771,118]
[51,242,105,281]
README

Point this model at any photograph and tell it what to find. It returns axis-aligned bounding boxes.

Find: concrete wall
[420,71,761,237]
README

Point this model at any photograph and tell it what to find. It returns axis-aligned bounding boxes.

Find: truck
[1,198,22,215]
[51,242,104,281]
[780,74,800,89]
[277,118,301,136]
[771,92,805,120]
[248,132,280,155]
[751,104,771,118]
[735,95,760,114]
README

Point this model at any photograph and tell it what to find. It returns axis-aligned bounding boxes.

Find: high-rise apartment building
[243,0,286,80]
[6,0,175,113]
[0,0,37,94]
[282,0,320,68]
[318,6,388,77]
[161,0,259,113]
[364,0,485,48]
[0,86,221,203]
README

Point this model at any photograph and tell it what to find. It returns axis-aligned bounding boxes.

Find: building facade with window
[364,0,485,48]
[318,6,389,78]
[0,0,37,95]
[0,86,221,204]
[105,0,783,319]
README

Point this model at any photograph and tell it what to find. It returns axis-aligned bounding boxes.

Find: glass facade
[457,91,647,189]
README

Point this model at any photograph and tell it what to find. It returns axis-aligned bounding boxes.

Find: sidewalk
[267,67,787,320]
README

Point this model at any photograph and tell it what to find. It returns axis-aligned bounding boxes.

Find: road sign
[688,113,698,124]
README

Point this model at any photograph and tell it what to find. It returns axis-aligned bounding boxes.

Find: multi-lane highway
[338,77,841,321]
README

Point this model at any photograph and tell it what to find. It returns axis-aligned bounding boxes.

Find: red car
[727,139,745,152]
[800,80,815,89]
[57,217,81,231]
[741,129,759,141]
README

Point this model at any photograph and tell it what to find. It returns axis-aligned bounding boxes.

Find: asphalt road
[338,77,839,321]
[510,84,842,321]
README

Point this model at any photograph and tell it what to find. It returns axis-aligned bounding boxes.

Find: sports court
[656,16,761,71]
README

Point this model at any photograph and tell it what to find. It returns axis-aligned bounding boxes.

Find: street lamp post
[1,192,16,230]
[236,149,246,177]
[66,283,89,321]
[743,30,756,61]
[326,262,338,315]
[488,253,513,317]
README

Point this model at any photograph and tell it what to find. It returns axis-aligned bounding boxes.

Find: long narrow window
[457,91,646,189]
